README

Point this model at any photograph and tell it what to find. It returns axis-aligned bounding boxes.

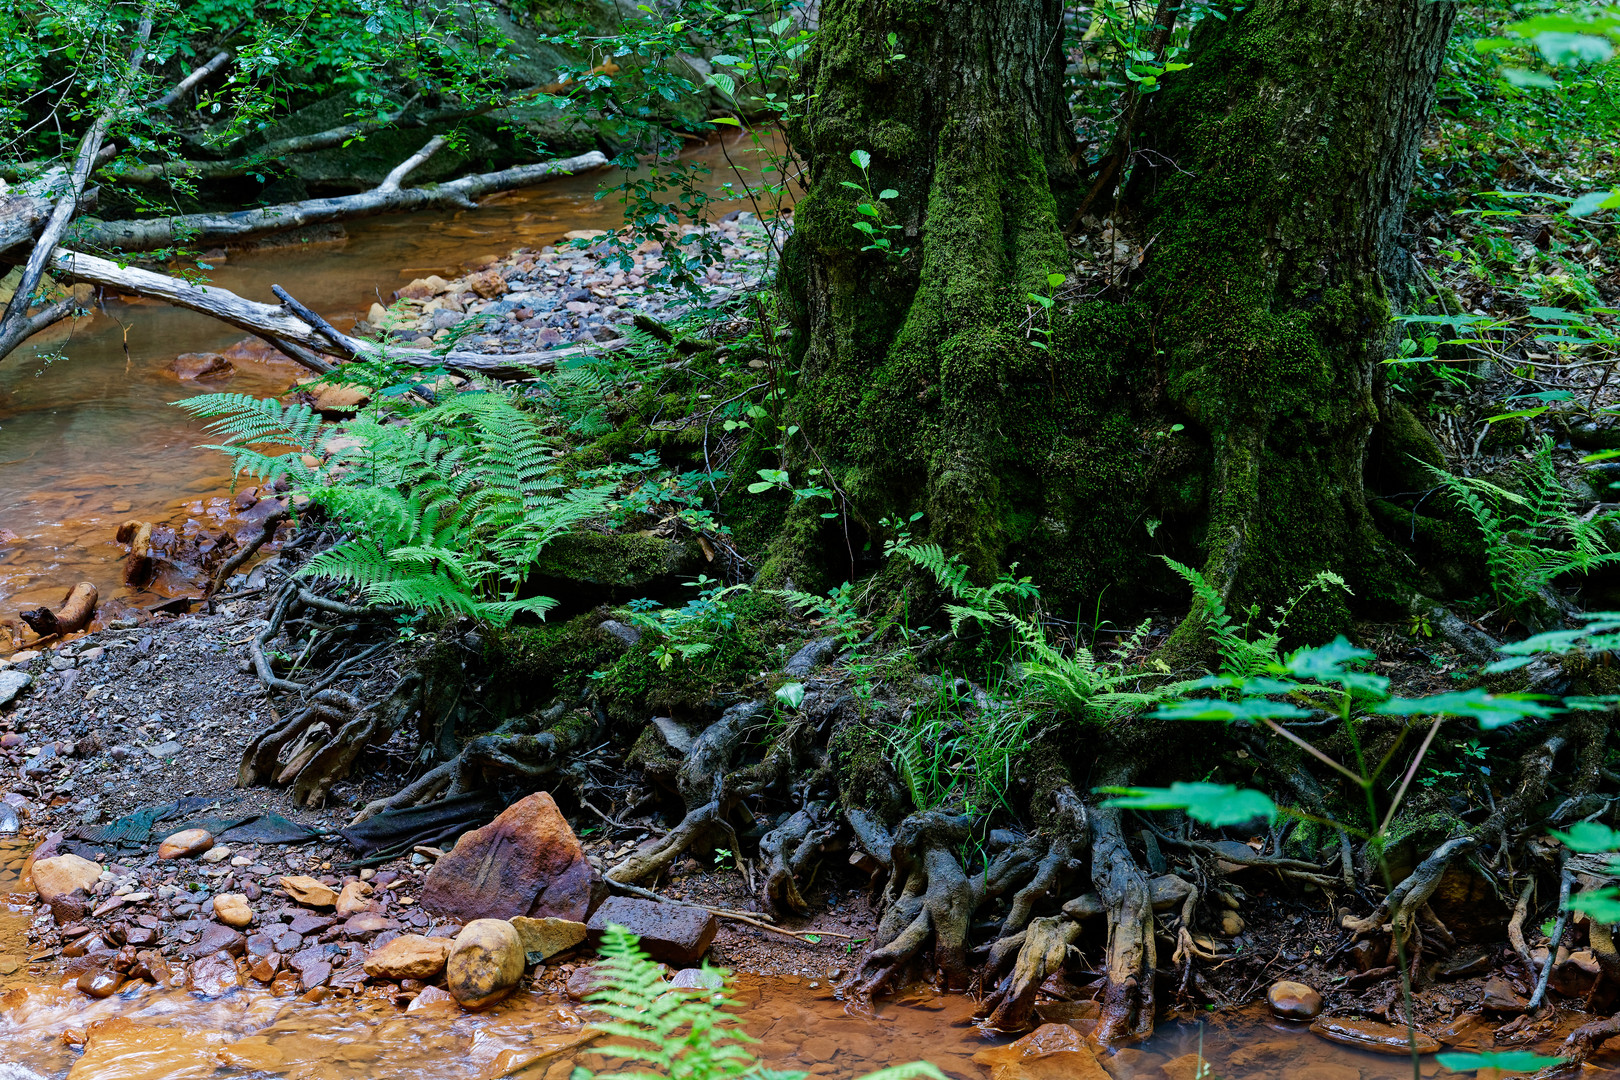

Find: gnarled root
[607,702,767,884]
[1342,835,1478,942]
[760,803,838,916]
[290,673,423,805]
[843,811,978,1000]
[1092,793,1156,1042]
[240,689,359,786]
[1557,1011,1620,1071]
[351,704,600,822]
[978,915,1081,1031]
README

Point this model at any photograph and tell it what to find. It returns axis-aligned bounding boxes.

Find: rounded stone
[158,829,215,860]
[31,853,102,902]
[446,919,526,1010]
[213,893,254,928]
[1268,979,1323,1020]
[77,968,123,998]
[364,934,451,981]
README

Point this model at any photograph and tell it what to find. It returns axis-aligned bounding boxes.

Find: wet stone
[180,925,246,959]
[1267,979,1323,1020]
[76,967,123,998]
[587,896,716,966]
[186,949,243,996]
[1309,1016,1441,1055]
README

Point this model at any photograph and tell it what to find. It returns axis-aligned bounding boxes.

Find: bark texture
[1129,0,1459,636]
[781,0,1457,625]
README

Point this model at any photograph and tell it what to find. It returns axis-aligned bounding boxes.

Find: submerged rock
[970,1023,1111,1080]
[421,791,598,923]
[1308,1016,1440,1055]
[446,919,526,1009]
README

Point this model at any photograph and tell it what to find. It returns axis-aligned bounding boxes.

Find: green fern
[176,388,609,625]
[583,926,945,1080]
[889,542,1164,722]
[1427,437,1620,616]
[1159,557,1348,677]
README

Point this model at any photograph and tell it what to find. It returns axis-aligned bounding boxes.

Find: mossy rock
[532,531,701,590]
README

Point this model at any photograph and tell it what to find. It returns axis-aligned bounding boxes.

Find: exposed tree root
[843,810,978,999]
[978,915,1081,1031]
[760,803,837,916]
[1090,787,1157,1042]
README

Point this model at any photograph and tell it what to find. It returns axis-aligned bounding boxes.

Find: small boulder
[170,353,234,380]
[280,875,338,908]
[467,269,507,299]
[1266,979,1322,1020]
[31,853,101,903]
[587,897,716,966]
[158,828,215,859]
[669,967,724,991]
[179,925,247,960]
[1551,949,1601,997]
[421,791,598,924]
[446,919,526,1010]
[364,934,451,981]
[335,880,374,918]
[77,967,123,999]
[213,893,254,928]
[311,383,370,414]
[511,916,587,963]
[1482,975,1527,1013]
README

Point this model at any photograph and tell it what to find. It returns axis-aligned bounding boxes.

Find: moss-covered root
[1092,797,1156,1042]
[843,811,979,1001]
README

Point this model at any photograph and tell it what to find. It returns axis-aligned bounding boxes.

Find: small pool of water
[0,134,787,647]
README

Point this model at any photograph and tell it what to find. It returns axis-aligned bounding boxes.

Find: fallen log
[20,582,98,638]
[116,520,155,586]
[67,151,608,254]
[39,247,616,375]
[0,196,54,253]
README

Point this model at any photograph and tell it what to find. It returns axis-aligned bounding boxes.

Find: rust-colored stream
[0,839,1577,1080]
[0,135,787,648]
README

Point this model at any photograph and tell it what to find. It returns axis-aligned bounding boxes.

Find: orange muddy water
[0,135,788,649]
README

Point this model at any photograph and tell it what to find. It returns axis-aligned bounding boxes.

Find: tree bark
[780,0,1456,626]
[1129,0,1458,639]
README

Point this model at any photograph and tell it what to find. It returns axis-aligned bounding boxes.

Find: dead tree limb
[0,0,155,359]
[67,150,607,252]
[151,50,232,110]
[31,247,611,374]
[378,136,447,193]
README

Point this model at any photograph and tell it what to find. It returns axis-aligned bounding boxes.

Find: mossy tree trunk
[781,0,1457,629]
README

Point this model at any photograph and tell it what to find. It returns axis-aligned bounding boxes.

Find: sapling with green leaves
[842,150,909,258]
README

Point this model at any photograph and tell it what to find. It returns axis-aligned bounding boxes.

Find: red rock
[180,925,246,959]
[158,828,215,859]
[587,896,716,966]
[1309,1017,1440,1055]
[420,791,599,923]
[170,353,234,380]
[186,950,243,996]
[466,270,507,299]
[77,967,123,998]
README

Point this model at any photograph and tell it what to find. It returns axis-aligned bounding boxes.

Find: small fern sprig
[582,926,946,1080]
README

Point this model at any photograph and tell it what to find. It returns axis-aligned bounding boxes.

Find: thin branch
[151,50,232,110]
[377,135,446,193]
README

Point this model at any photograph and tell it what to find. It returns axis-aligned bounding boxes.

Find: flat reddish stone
[420,791,598,923]
[586,896,716,966]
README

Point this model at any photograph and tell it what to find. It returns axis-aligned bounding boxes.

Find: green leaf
[775,681,806,709]
[1548,821,1620,853]
[856,203,880,217]
[1571,188,1620,217]
[1484,406,1550,424]
[1099,782,1277,826]
[853,1065,949,1080]
[1372,688,1560,729]
[1435,1051,1567,1073]
[709,116,742,127]
[1151,698,1315,723]
[877,188,899,200]
[1046,272,1066,289]
[1570,887,1620,922]
[1501,68,1558,89]
[801,933,820,943]
[850,149,872,170]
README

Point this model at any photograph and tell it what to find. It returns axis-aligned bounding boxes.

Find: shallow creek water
[0,839,1534,1080]
[0,137,780,640]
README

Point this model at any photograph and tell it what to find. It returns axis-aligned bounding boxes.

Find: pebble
[1267,979,1322,1020]
[213,893,254,928]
